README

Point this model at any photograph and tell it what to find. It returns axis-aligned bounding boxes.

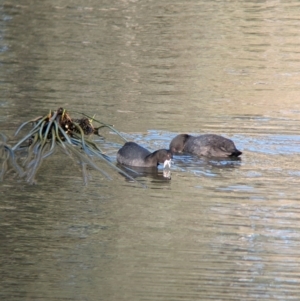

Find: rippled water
[1,1,300,300]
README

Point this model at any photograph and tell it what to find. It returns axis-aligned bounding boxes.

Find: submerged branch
[0,107,142,186]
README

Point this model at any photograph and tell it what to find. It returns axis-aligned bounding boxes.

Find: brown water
[1,1,300,300]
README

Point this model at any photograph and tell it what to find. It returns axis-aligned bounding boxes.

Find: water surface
[1,1,300,300]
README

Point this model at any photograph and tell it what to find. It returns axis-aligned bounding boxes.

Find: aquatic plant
[0,133,24,181]
[0,107,137,185]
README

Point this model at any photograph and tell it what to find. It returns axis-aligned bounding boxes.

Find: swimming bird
[169,134,242,158]
[117,142,172,168]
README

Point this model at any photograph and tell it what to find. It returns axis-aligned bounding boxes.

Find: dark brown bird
[117,142,172,167]
[169,134,242,158]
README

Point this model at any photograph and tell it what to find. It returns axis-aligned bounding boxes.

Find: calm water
[1,0,300,300]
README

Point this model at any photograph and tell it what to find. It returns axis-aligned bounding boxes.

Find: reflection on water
[2,0,300,300]
[117,164,172,182]
[173,152,242,176]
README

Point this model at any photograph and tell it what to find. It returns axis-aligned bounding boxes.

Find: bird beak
[163,159,171,169]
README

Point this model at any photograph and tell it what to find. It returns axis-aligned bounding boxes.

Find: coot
[117,142,172,167]
[169,134,242,158]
